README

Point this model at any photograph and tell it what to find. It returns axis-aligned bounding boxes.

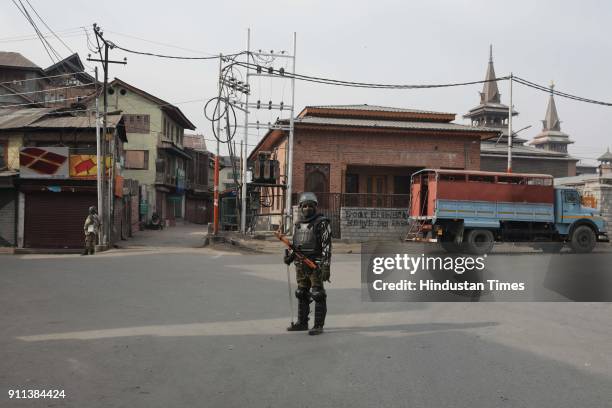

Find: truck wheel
[465,229,494,255]
[570,225,596,253]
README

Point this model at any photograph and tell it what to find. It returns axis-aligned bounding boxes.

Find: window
[564,190,579,204]
[527,177,553,186]
[305,163,330,192]
[124,114,150,134]
[125,150,149,169]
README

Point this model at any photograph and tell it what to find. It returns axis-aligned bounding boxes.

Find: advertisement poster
[69,155,112,179]
[19,147,69,179]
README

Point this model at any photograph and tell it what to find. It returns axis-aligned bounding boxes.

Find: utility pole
[240,28,251,234]
[87,23,126,247]
[94,67,102,246]
[285,32,297,233]
[507,73,513,173]
[213,54,222,235]
[236,31,296,234]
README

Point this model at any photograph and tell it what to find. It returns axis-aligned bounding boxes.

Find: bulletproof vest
[293,217,322,257]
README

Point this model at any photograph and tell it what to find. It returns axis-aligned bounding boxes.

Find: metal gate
[24,192,96,248]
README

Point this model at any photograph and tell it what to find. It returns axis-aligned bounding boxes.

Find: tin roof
[305,104,455,116]
[0,51,40,69]
[598,147,612,161]
[0,108,126,141]
[480,142,575,159]
[0,108,53,129]
[414,168,554,179]
[294,115,499,136]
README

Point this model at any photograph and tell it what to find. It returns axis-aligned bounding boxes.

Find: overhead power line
[99,36,612,106]
[107,41,245,60]
[0,93,95,108]
[513,76,612,107]
[0,71,88,86]
[0,82,94,97]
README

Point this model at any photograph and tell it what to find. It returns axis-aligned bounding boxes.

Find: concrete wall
[107,90,162,187]
[340,207,410,241]
[481,156,576,177]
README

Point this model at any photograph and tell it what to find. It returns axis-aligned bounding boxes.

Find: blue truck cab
[554,187,608,245]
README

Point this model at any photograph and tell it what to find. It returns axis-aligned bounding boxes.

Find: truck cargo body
[408,169,608,253]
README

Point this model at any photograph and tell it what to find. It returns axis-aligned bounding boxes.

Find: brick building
[248,104,499,239]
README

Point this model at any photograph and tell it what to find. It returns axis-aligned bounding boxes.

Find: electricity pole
[240,29,251,234]
[237,31,296,234]
[94,67,102,245]
[87,23,126,247]
[507,73,513,173]
[213,54,222,235]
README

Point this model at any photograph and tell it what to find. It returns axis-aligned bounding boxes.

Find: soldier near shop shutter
[82,206,100,255]
[284,192,332,335]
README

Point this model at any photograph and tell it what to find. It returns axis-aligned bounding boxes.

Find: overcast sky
[2,0,611,162]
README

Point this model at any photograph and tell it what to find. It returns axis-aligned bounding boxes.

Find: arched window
[304,163,330,208]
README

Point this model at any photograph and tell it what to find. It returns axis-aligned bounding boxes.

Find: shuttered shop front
[24,192,96,248]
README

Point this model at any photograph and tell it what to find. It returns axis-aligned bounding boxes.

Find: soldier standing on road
[284,192,332,335]
[82,206,100,256]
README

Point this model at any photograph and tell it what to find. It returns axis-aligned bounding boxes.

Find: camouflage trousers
[84,232,97,254]
[295,262,324,290]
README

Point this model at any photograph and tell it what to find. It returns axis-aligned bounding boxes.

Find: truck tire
[570,225,596,253]
[465,229,494,255]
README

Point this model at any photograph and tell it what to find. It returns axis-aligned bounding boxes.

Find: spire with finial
[480,44,501,104]
[598,146,612,163]
[542,80,561,131]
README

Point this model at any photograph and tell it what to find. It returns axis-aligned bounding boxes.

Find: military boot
[287,298,310,331]
[309,299,326,336]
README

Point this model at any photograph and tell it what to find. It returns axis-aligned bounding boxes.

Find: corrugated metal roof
[28,114,122,129]
[480,142,573,158]
[555,174,600,185]
[0,52,40,69]
[0,108,53,129]
[306,104,454,116]
[294,116,498,133]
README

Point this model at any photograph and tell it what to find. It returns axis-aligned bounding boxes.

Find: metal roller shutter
[24,192,96,248]
[0,189,17,246]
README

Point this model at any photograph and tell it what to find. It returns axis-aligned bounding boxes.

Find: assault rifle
[274,229,320,272]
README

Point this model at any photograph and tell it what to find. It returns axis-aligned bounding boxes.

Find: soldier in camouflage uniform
[284,192,332,335]
[82,206,100,255]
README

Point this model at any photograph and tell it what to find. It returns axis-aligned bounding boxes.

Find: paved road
[1,224,611,407]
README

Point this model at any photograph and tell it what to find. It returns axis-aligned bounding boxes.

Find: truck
[407,169,609,254]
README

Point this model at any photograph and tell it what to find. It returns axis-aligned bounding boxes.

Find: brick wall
[341,207,410,241]
[289,129,481,194]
